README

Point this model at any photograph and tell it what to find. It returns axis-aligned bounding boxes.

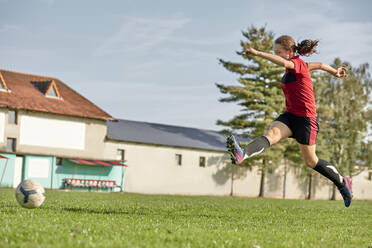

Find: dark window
[6,138,16,152]
[369,171,372,181]
[8,110,17,124]
[199,157,206,167]
[175,154,182,166]
[117,149,125,161]
[56,157,63,166]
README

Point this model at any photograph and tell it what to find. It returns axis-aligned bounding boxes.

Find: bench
[64,178,122,192]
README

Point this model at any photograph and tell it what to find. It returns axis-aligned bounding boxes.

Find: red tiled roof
[0,69,114,121]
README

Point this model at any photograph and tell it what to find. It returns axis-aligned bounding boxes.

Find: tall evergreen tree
[216,26,287,197]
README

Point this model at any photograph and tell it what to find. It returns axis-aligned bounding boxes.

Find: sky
[1,0,372,130]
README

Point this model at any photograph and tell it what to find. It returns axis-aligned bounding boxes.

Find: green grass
[0,189,371,248]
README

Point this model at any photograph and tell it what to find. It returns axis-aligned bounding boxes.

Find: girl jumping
[227,35,352,207]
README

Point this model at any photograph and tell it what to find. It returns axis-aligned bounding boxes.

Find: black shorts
[275,112,319,145]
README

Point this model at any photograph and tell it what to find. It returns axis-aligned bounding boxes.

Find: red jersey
[281,56,317,117]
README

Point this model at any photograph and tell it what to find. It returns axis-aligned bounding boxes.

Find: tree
[316,60,372,199]
[216,26,287,197]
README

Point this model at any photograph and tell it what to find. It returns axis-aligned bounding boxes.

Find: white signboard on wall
[27,158,50,178]
[0,112,4,143]
[20,115,86,150]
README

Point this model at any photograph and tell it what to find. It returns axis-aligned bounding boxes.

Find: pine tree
[216,26,287,197]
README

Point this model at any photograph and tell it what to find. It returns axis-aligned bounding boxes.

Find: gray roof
[107,119,233,152]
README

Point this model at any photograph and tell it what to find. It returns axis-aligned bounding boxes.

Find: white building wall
[105,141,233,195]
[105,140,372,200]
[353,170,372,200]
[20,115,86,150]
[231,166,261,197]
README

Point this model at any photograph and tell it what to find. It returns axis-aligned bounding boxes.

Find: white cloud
[0,24,22,33]
[93,15,191,57]
[36,0,55,6]
[252,4,372,67]
[316,21,372,66]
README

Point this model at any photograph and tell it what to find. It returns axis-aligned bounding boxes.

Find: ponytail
[275,35,319,57]
[294,39,319,56]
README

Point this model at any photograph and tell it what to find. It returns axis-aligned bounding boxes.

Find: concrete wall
[353,170,372,200]
[105,140,372,200]
[0,108,110,160]
[105,140,233,195]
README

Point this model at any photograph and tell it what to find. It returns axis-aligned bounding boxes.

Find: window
[369,171,372,181]
[0,72,10,92]
[175,154,182,166]
[8,110,17,124]
[6,138,16,152]
[56,157,63,166]
[199,156,206,167]
[31,80,62,100]
[47,86,57,97]
[117,149,125,161]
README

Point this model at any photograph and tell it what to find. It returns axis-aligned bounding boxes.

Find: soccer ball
[15,180,46,209]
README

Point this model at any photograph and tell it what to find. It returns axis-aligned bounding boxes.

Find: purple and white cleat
[339,177,352,207]
[226,135,244,165]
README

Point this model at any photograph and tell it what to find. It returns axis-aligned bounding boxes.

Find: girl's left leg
[298,143,352,207]
[298,143,343,186]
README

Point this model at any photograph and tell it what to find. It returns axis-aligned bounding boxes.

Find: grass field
[0,188,371,248]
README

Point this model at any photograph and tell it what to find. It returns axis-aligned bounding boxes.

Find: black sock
[313,159,345,189]
[243,136,270,159]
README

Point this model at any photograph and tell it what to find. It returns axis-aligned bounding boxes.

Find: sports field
[0,188,371,248]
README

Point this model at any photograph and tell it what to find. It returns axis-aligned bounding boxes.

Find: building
[105,118,372,200]
[105,119,236,195]
[1,69,371,199]
[0,69,126,191]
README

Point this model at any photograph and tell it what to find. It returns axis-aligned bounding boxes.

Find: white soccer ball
[15,180,46,209]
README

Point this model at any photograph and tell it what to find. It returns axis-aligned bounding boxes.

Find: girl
[227,35,352,207]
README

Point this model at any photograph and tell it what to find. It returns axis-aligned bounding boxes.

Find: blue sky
[1,0,372,130]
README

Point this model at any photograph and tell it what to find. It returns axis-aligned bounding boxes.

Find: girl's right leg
[243,121,293,158]
[227,121,292,164]
[264,121,293,146]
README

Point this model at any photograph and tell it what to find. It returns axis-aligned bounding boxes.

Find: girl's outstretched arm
[245,47,295,69]
[308,62,347,78]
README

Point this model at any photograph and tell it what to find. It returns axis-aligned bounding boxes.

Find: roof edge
[0,69,59,81]
[105,136,227,153]
[0,150,121,161]
[109,118,224,134]
[0,106,116,121]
